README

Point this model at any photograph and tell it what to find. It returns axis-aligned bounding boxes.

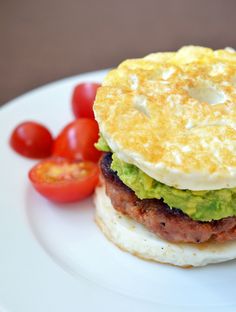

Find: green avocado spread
[96,136,236,221]
[95,134,111,152]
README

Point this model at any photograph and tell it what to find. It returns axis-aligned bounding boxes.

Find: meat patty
[100,153,236,244]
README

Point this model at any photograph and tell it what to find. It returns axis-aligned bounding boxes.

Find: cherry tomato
[72,82,101,119]
[10,121,53,158]
[29,158,99,203]
[52,119,102,162]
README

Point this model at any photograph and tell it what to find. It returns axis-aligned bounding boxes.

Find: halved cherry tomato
[72,82,101,119]
[52,119,102,162]
[10,121,53,158]
[29,158,99,203]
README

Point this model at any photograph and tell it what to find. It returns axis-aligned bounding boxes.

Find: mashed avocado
[95,134,111,152]
[111,155,236,221]
[96,136,236,221]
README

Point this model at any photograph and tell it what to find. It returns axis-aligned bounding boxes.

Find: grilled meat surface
[100,153,236,244]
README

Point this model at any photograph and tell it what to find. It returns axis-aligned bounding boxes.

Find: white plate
[0,70,236,312]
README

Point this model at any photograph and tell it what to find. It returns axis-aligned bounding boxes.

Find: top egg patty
[94,46,236,191]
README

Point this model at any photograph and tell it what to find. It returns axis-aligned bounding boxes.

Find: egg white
[94,186,236,267]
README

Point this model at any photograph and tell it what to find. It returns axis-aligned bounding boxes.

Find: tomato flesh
[29,158,99,203]
[72,82,101,119]
[52,118,102,162]
[10,121,53,158]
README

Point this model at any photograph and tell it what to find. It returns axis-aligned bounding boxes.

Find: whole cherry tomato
[29,157,99,203]
[52,119,102,162]
[10,121,53,158]
[72,82,101,119]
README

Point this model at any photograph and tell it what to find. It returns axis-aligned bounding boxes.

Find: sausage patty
[100,153,236,244]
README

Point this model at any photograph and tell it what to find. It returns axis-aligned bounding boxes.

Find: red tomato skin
[29,158,99,203]
[52,119,102,162]
[10,121,53,159]
[72,83,101,119]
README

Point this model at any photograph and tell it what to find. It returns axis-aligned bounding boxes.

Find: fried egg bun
[94,46,236,267]
[95,186,236,267]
